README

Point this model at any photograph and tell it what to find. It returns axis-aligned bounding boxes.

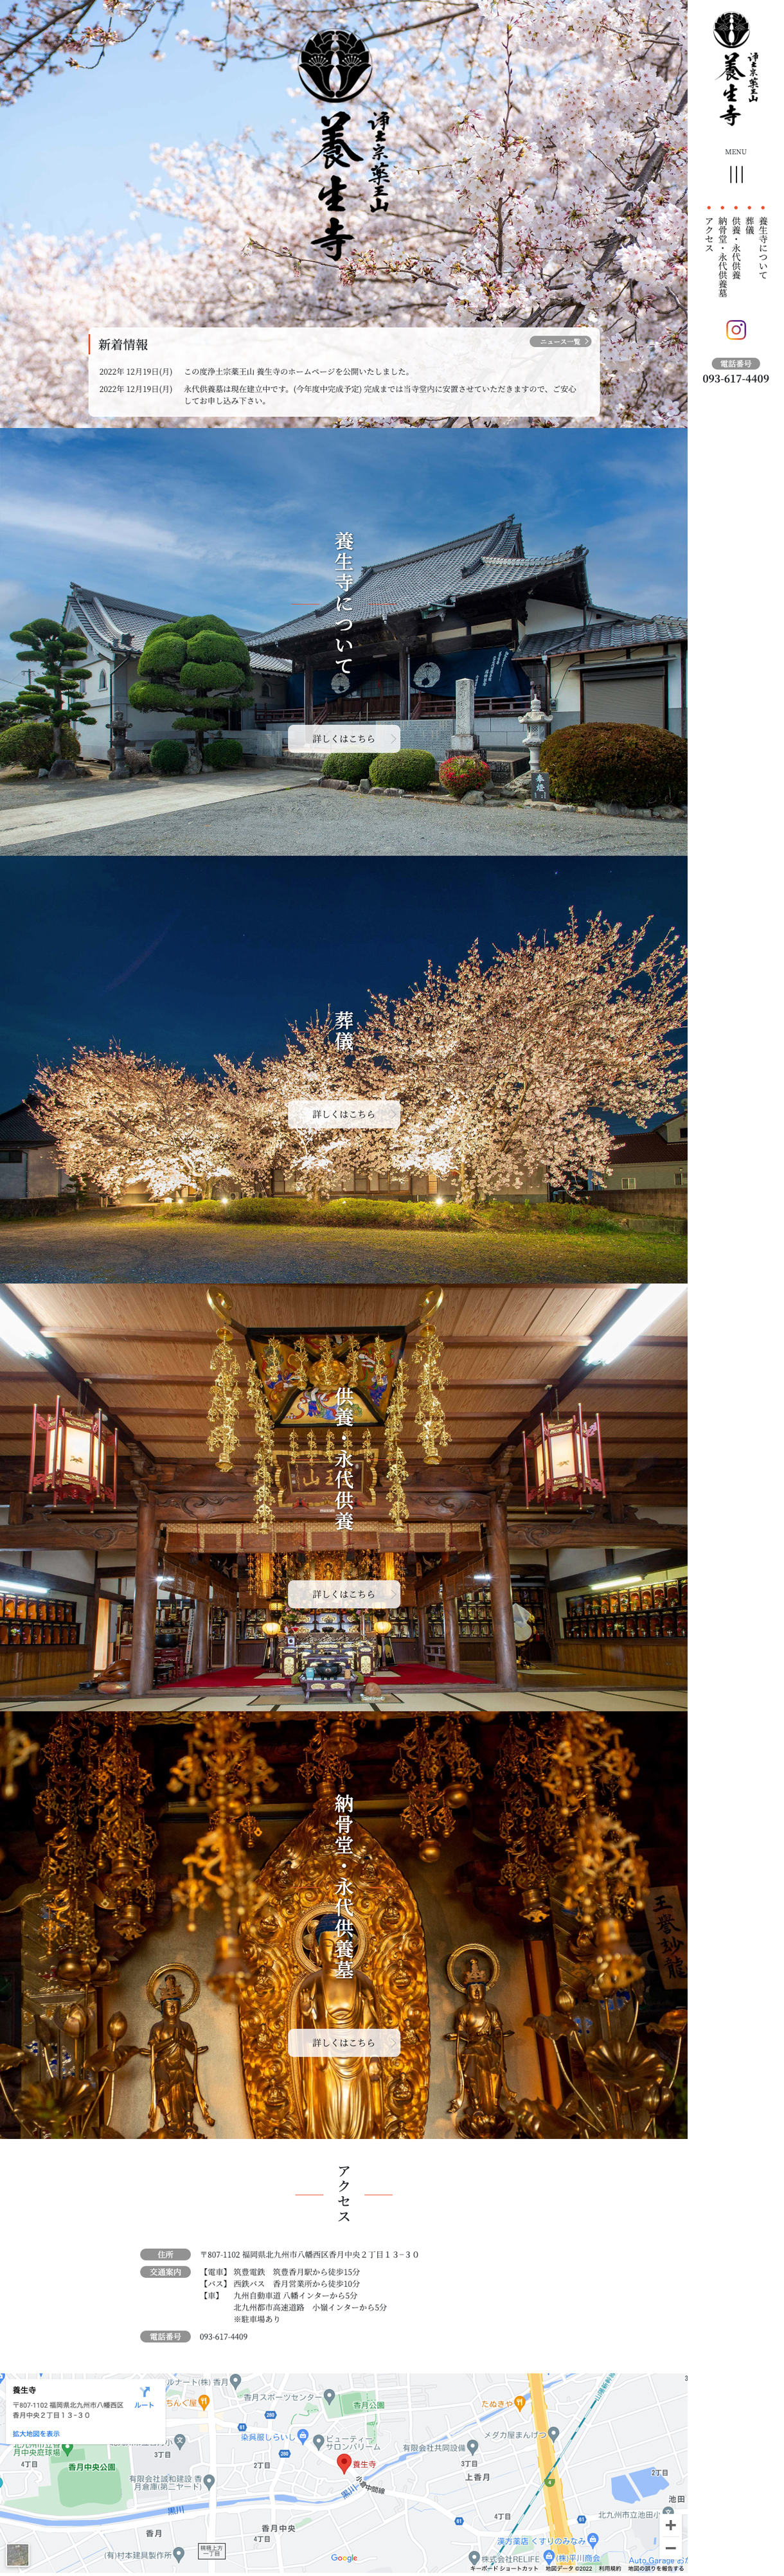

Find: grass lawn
[0,1208,687,1283]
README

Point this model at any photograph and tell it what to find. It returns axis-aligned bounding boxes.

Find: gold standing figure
[447,1945,517,2138]
[289,1913,384,2140]
[143,1965,215,2138]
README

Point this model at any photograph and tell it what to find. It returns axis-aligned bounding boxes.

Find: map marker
[198,2397,210,2413]
[298,2431,308,2444]
[313,2437,324,2450]
[230,2377,241,2391]
[203,2475,215,2491]
[469,2555,480,2568]
[467,2440,479,2456]
[174,2436,186,2451]
[337,2455,352,2476]
[174,2551,184,2563]
[514,2396,526,2412]
[548,2428,559,2441]
[588,2537,599,2550]
[323,2390,335,2404]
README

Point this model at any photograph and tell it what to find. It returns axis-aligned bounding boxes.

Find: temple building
[61,519,686,764]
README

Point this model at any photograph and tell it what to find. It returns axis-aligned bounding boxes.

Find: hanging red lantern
[29,1396,118,1509]
[522,1403,605,1510]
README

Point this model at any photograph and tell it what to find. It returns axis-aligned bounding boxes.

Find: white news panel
[287,1100,400,1130]
[87,325,601,418]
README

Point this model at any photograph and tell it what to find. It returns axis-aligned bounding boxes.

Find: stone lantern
[110,709,130,780]
[518,687,552,776]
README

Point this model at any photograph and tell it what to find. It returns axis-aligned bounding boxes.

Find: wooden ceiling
[0,1284,687,1498]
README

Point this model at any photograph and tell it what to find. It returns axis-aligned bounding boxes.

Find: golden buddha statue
[142,1965,215,2138]
[288,1911,385,2138]
[447,1945,517,2138]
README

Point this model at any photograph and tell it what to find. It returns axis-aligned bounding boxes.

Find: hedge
[540,722,688,807]
[438,755,491,799]
[0,719,82,770]
[150,738,189,776]
[202,735,244,769]
[322,751,375,781]
[368,749,437,790]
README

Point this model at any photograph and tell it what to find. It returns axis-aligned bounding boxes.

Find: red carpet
[155,1662,493,1693]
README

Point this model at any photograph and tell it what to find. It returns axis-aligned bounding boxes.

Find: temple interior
[0,1701,686,2143]
[0,1282,686,1714]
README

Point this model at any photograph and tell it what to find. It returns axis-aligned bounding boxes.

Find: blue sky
[0,427,686,695]
[1,10,296,243]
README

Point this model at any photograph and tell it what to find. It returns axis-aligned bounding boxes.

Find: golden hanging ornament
[168,1715,278,2001]
[492,1721,557,1920]
[34,1715,103,1979]
[247,1359,275,1529]
[384,1355,409,1530]
[538,1712,649,1974]
[207,1324,240,1473]
[433,1716,482,1811]
[391,1716,456,1861]
[299,1712,362,1800]
[90,1714,157,1948]
[414,1287,450,1465]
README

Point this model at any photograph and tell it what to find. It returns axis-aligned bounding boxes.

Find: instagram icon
[727,319,747,338]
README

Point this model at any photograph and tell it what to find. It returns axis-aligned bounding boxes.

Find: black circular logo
[298,31,373,100]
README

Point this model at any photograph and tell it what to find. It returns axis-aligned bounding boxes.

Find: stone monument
[450,675,475,753]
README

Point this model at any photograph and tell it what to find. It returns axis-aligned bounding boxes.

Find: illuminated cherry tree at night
[35,915,687,1202]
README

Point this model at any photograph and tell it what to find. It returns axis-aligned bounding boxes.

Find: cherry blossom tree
[354,915,688,1197]
[0,2,686,427]
[33,1043,226,1200]
[33,917,686,1203]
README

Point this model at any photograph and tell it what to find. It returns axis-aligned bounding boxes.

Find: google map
[0,2375,686,2571]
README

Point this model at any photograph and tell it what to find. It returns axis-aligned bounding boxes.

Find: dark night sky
[0,854,686,1110]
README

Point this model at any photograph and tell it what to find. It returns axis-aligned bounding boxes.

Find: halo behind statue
[294,1909,368,1971]
[147,1962,200,2009]
[447,1943,500,1991]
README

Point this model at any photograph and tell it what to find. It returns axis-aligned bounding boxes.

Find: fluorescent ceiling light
[588,1566,687,1592]
[0,1295,51,1360]
[584,1285,682,1368]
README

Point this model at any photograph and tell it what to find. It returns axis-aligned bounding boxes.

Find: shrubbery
[322,751,375,781]
[202,735,244,769]
[368,749,437,790]
[0,719,82,771]
[438,755,492,799]
[540,722,688,807]
[150,738,189,776]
